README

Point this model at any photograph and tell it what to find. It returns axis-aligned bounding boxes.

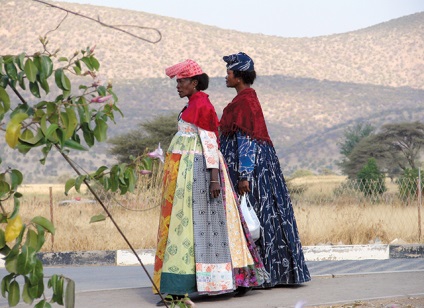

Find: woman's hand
[209,182,221,199]
[238,180,251,195]
[209,168,221,199]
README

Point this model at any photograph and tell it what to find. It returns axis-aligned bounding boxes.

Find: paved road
[1,259,423,307]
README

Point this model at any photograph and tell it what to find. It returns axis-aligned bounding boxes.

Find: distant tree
[108,113,178,163]
[342,135,394,179]
[338,122,375,158]
[357,158,386,197]
[337,122,375,176]
[342,122,424,179]
[373,122,424,170]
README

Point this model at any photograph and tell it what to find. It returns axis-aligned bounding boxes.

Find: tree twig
[32,0,162,44]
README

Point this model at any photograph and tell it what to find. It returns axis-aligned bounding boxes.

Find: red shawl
[220,88,273,145]
[181,91,219,139]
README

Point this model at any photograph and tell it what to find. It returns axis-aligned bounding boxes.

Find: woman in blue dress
[219,52,311,288]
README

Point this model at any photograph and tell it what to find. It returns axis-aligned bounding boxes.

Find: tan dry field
[9,175,424,252]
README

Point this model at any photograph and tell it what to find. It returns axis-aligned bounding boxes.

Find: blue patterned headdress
[223,52,254,72]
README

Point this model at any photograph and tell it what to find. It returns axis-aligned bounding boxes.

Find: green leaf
[0,86,11,115]
[29,259,44,287]
[19,127,44,146]
[44,123,59,142]
[52,276,64,305]
[38,73,50,94]
[40,55,53,77]
[61,71,71,91]
[31,216,55,235]
[8,280,20,306]
[73,65,81,75]
[54,69,64,90]
[97,85,107,96]
[90,56,100,71]
[64,139,88,151]
[17,246,35,275]
[65,178,76,195]
[25,229,39,251]
[80,57,93,70]
[17,71,26,90]
[81,122,94,147]
[29,81,41,98]
[93,118,107,142]
[58,57,68,62]
[16,53,26,70]
[5,62,18,80]
[90,214,106,223]
[22,280,34,304]
[1,274,13,298]
[91,166,108,178]
[0,229,5,248]
[74,175,87,192]
[10,169,23,190]
[0,180,10,199]
[34,299,52,308]
[65,279,75,308]
[5,258,18,274]
[24,58,38,83]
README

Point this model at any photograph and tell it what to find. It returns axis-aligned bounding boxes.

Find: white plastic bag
[240,195,261,241]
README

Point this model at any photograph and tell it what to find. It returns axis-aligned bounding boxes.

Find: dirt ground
[312,296,424,307]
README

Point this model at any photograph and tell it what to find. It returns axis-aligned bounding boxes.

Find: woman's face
[225,70,239,88]
[176,78,197,98]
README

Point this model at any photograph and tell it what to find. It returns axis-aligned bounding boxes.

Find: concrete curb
[1,244,422,268]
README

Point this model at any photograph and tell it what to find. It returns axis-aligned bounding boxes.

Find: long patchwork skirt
[153,132,266,296]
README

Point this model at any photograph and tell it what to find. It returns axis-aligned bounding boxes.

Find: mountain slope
[1,0,424,182]
[1,0,423,88]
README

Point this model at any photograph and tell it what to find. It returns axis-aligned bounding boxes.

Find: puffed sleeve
[198,127,219,169]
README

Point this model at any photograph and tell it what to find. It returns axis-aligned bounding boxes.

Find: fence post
[418,169,422,242]
[49,186,54,251]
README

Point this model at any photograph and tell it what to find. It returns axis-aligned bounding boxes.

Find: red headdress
[165,60,219,138]
[165,59,203,79]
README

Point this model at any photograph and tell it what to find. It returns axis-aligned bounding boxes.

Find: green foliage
[397,168,424,201]
[338,122,375,157]
[357,158,386,197]
[108,113,178,163]
[337,122,375,176]
[341,122,424,179]
[0,38,144,307]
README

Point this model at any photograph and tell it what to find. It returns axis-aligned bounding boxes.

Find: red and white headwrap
[165,59,203,79]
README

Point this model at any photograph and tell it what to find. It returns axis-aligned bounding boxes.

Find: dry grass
[9,175,424,252]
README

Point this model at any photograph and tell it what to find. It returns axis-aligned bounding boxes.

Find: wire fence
[81,172,424,247]
[288,176,423,245]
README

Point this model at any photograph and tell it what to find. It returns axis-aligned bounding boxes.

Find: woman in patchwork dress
[153,59,267,303]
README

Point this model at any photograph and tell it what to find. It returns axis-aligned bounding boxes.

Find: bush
[357,158,386,197]
[397,168,423,200]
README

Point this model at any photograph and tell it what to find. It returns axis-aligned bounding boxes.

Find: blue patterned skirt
[220,133,311,287]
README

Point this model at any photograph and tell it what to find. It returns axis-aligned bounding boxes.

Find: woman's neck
[235,83,250,94]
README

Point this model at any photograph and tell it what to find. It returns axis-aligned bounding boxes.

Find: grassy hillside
[1,0,424,182]
[1,0,423,88]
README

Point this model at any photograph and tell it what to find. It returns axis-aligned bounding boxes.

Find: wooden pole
[49,186,54,251]
[418,169,422,242]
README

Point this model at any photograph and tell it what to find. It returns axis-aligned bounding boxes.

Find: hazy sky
[55,0,424,37]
